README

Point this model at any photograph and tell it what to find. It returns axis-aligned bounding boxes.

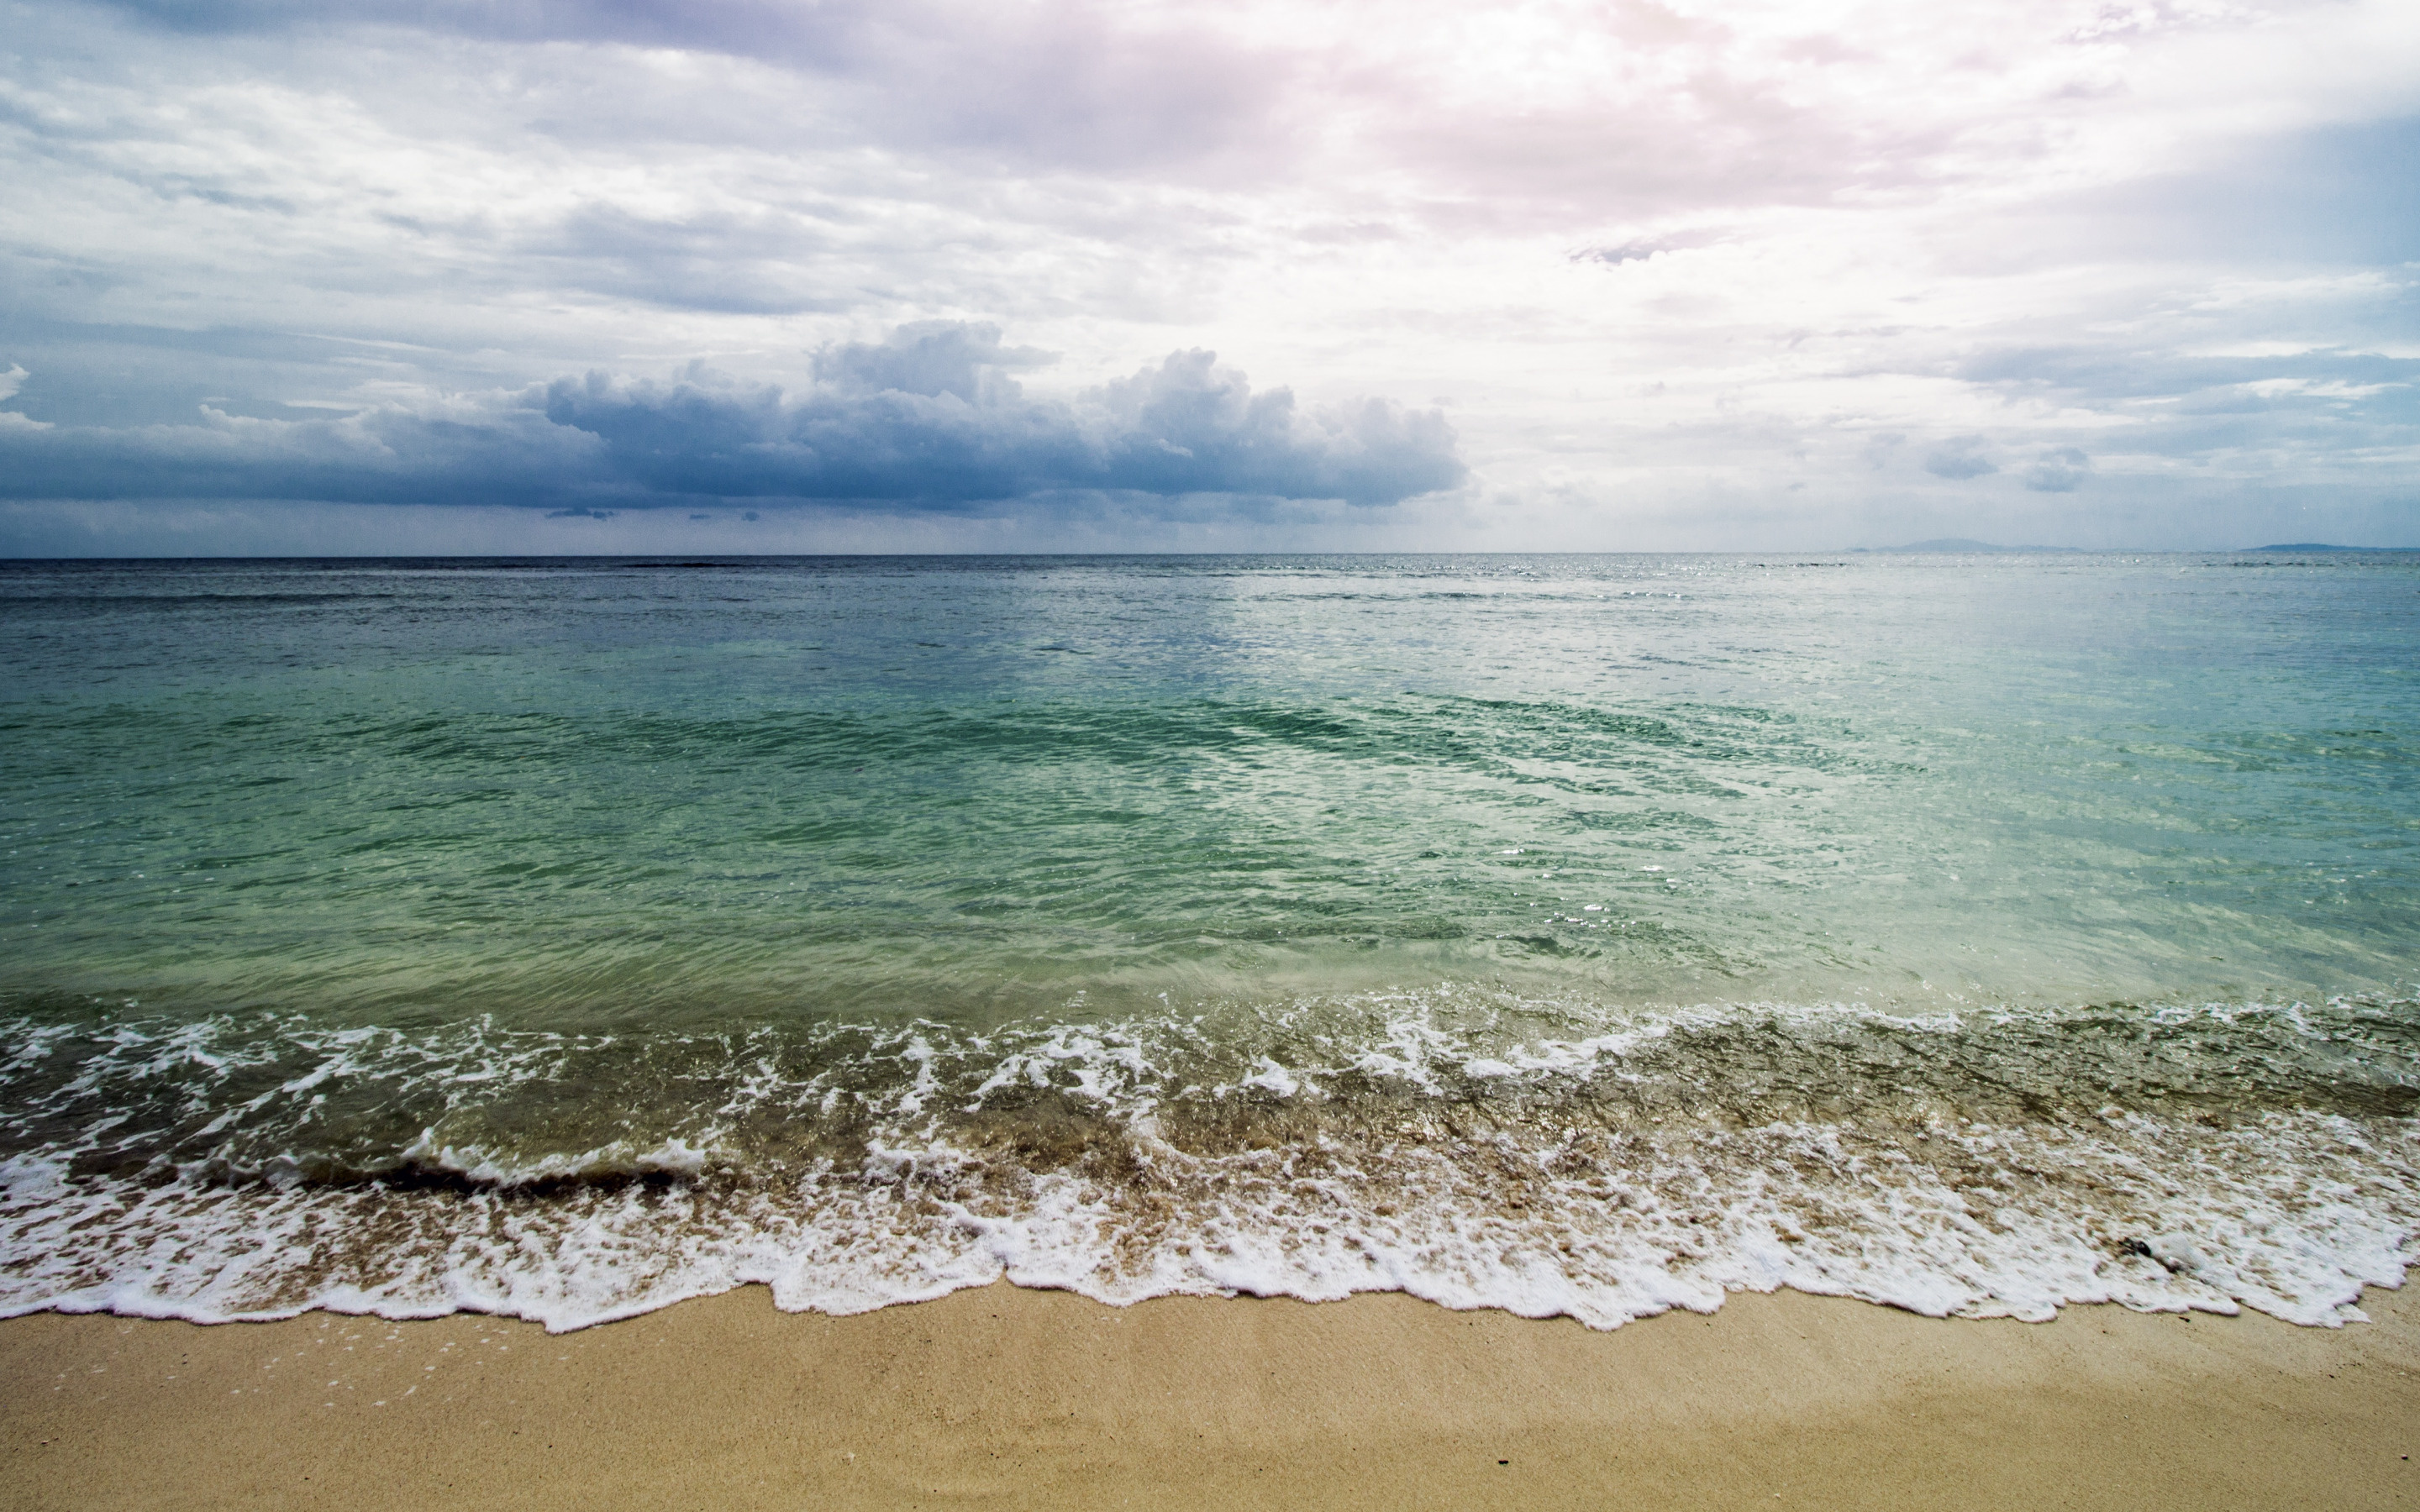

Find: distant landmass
[1849,538,2086,554]
[1850,539,2412,554]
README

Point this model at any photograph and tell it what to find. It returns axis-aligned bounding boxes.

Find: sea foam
[0,992,2413,1332]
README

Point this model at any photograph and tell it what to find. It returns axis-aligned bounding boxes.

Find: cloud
[1922,436,1997,480]
[0,322,1465,512]
[10,0,2420,552]
[530,204,848,317]
[2010,116,2420,270]
[2023,447,2091,492]
[1570,229,1728,265]
[810,321,1054,402]
[92,0,1298,176]
[545,328,1461,507]
[1946,341,2420,495]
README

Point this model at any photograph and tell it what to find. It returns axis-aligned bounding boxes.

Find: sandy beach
[3,1284,2415,1510]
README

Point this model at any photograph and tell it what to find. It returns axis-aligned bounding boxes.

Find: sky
[1,0,2415,554]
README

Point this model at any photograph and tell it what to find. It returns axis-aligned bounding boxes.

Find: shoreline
[4,1283,2416,1509]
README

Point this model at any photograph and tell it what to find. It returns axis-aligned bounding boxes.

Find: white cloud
[1,0,2415,548]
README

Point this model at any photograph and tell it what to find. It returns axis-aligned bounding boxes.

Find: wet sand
[3,1283,2417,1510]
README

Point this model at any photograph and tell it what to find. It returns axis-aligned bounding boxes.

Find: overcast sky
[2,0,2414,554]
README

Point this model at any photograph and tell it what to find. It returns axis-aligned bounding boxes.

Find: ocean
[1,551,2414,1331]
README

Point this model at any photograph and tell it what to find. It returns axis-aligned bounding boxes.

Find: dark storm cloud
[545,326,1461,506]
[0,398,597,507]
[0,323,1465,510]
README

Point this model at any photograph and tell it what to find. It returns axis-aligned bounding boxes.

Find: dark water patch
[0,593,398,610]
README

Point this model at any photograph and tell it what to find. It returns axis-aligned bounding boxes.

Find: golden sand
[3,1283,2417,1509]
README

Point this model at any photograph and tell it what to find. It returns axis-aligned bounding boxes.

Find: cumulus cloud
[0,323,1465,512]
[8,0,2419,550]
[2023,447,2091,492]
[811,322,1055,402]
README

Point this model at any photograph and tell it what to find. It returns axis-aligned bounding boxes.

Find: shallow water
[2,552,2415,1328]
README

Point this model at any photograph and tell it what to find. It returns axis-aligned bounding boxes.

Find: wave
[2,991,2414,1332]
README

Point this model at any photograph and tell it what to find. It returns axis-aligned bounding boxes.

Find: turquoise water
[2,552,2415,1329]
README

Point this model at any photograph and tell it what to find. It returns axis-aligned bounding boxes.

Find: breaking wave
[3,989,2414,1332]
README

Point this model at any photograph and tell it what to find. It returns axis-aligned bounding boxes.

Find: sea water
[0,551,2413,1331]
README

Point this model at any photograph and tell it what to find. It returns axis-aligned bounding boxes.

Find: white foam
[0,995,2412,1335]
[1238,1058,1304,1097]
